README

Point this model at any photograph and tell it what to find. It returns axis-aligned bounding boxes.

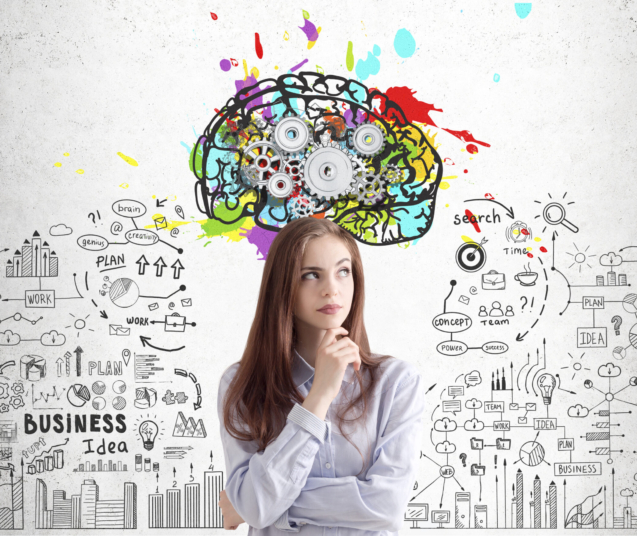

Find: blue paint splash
[515,3,532,19]
[493,73,500,82]
[355,45,381,81]
[394,29,416,58]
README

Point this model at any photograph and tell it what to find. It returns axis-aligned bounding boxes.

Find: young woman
[217,217,426,534]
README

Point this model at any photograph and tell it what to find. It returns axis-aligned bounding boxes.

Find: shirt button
[325,462,331,468]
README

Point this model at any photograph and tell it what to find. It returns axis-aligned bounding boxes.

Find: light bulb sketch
[537,373,556,405]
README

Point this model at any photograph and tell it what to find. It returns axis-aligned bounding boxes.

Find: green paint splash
[346,41,354,71]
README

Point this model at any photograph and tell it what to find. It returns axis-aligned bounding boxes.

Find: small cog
[382,164,403,183]
[10,396,24,410]
[353,173,386,205]
[351,122,386,157]
[289,195,317,218]
[0,383,9,400]
[0,403,9,413]
[11,382,24,395]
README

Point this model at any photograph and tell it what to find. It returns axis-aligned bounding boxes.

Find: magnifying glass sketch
[542,202,579,233]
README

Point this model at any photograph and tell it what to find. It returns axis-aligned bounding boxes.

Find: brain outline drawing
[192,71,444,246]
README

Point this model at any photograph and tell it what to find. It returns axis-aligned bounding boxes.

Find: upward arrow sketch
[74,346,84,376]
[136,255,150,275]
[154,257,167,277]
[171,259,184,279]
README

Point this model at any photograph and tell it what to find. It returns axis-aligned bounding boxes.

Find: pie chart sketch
[109,278,140,308]
[519,441,545,466]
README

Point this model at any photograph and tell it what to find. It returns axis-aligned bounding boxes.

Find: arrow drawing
[139,335,184,353]
[171,259,184,279]
[154,257,167,277]
[136,255,150,275]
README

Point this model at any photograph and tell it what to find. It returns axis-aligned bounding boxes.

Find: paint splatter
[76,169,85,174]
[515,3,532,19]
[465,210,481,233]
[540,246,548,253]
[355,45,381,81]
[302,10,310,20]
[494,73,501,82]
[220,59,231,72]
[346,41,354,71]
[466,144,478,154]
[255,33,263,59]
[289,59,309,72]
[382,87,442,126]
[54,162,62,168]
[527,252,534,258]
[239,225,277,260]
[210,12,218,20]
[63,152,69,157]
[394,28,416,58]
[117,152,138,166]
[298,16,321,49]
[442,128,491,148]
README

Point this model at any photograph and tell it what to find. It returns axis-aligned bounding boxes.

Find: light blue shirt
[217,349,426,535]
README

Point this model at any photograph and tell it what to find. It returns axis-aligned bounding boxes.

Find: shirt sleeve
[217,372,331,530]
[280,371,426,533]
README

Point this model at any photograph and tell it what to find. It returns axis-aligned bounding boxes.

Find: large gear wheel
[351,122,385,157]
[352,173,386,205]
[273,117,313,154]
[289,195,317,218]
[300,143,358,202]
[240,141,283,188]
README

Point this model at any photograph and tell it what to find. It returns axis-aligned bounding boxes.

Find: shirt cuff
[287,403,328,444]
[274,509,302,532]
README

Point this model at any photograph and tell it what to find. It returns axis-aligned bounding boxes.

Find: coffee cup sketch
[514,272,538,286]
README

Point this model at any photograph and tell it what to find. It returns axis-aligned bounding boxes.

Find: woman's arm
[275,371,426,533]
[217,369,332,530]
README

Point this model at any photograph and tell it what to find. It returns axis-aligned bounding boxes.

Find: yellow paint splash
[534,237,542,242]
[119,183,129,189]
[76,169,84,175]
[307,27,322,49]
[54,162,62,168]
[274,65,279,70]
[63,152,70,157]
[283,31,290,41]
[117,152,138,166]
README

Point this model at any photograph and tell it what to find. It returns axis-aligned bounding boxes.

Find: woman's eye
[339,268,351,276]
[302,272,318,280]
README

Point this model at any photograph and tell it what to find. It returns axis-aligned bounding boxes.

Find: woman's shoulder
[218,362,241,394]
[369,352,421,388]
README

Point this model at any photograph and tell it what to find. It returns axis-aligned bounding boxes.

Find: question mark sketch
[520,296,528,311]
[611,315,623,335]
[88,213,96,224]
[459,453,467,467]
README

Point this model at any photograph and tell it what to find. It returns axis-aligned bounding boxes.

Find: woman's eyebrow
[301,257,351,271]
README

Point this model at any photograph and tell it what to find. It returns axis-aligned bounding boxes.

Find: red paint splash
[540,246,547,253]
[463,169,468,173]
[210,12,218,20]
[255,32,263,59]
[466,144,478,154]
[442,128,491,148]
[527,253,534,258]
[382,87,443,126]
[465,209,481,233]
[521,228,529,236]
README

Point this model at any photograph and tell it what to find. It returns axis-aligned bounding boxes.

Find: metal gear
[382,164,403,183]
[351,122,385,157]
[289,195,317,218]
[352,173,386,205]
[300,142,358,202]
[267,172,295,198]
[240,141,283,188]
[273,117,313,154]
[0,383,8,400]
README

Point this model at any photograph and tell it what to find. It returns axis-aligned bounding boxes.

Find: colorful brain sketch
[191,72,444,246]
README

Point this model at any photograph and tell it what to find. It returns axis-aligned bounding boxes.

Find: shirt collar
[292,348,355,388]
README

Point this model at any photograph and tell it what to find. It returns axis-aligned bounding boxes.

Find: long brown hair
[221,217,392,476]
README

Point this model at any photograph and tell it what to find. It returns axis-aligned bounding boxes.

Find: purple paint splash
[239,225,277,260]
[235,74,264,112]
[298,18,319,42]
[344,108,367,128]
[290,59,309,72]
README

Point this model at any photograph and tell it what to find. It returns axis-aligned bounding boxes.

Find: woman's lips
[317,305,341,314]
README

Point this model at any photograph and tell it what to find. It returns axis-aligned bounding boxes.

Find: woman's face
[294,235,355,332]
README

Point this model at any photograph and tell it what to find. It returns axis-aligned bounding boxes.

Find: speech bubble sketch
[465,370,482,388]
[434,417,458,432]
[442,400,462,415]
[448,386,464,398]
